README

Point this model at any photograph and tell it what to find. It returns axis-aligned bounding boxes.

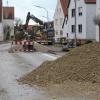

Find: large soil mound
[19,43,100,86]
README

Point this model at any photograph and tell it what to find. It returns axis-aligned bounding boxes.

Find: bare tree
[15,17,23,26]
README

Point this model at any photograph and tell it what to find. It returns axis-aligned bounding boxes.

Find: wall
[62,16,68,38]
[96,0,100,42]
[3,20,14,38]
[67,0,86,40]
[67,0,96,40]
[0,23,3,41]
[3,7,14,40]
[54,0,65,42]
[86,4,96,40]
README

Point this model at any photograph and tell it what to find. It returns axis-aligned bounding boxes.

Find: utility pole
[74,0,77,47]
[7,0,9,6]
[33,5,49,22]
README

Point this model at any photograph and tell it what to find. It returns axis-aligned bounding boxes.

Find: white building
[96,0,100,42]
[62,14,69,40]
[54,0,68,43]
[63,0,96,42]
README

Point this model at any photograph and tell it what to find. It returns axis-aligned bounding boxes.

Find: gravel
[18,43,100,86]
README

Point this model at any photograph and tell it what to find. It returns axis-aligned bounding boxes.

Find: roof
[3,7,14,20]
[68,0,96,8]
[60,0,68,16]
[85,0,96,4]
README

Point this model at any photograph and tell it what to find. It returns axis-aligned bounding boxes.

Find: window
[60,30,63,35]
[66,19,67,24]
[78,24,82,33]
[72,9,75,17]
[78,7,82,16]
[55,19,58,25]
[55,30,58,35]
[67,33,69,38]
[60,18,63,25]
[71,25,75,33]
[57,38,60,42]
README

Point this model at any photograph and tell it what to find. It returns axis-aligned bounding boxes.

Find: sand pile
[34,42,51,52]
[19,43,100,86]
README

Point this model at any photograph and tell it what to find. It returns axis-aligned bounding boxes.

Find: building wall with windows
[67,0,86,40]
[0,0,14,41]
[3,7,14,40]
[67,0,96,40]
[54,0,66,42]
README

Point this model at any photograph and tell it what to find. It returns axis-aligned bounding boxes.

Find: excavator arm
[24,12,44,30]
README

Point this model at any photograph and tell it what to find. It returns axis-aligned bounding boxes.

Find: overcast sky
[3,0,57,24]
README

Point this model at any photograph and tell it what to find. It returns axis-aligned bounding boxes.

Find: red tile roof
[85,0,96,4]
[60,0,68,16]
[68,0,96,8]
[3,7,14,19]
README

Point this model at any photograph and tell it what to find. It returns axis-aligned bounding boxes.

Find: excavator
[24,12,43,29]
[24,12,54,45]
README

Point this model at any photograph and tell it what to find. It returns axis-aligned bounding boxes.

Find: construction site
[0,0,100,100]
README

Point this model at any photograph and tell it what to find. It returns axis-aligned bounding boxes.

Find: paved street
[0,43,59,100]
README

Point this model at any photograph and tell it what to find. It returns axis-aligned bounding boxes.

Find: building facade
[0,0,14,41]
[54,0,67,43]
[3,7,14,40]
[62,16,68,39]
[96,0,100,42]
[66,0,96,41]
[0,0,3,41]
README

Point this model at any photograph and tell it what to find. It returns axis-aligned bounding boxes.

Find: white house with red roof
[96,0,100,42]
[54,0,68,43]
[66,0,96,42]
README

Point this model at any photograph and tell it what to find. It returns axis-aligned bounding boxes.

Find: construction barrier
[10,40,35,53]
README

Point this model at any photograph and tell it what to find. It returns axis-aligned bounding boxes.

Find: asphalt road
[0,43,59,100]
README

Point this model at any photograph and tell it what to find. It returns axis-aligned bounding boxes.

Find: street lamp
[33,5,49,22]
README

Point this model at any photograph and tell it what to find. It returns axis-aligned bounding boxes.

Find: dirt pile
[19,43,100,86]
[34,42,51,52]
[34,42,61,53]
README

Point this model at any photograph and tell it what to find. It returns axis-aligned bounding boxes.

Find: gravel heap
[19,43,100,86]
